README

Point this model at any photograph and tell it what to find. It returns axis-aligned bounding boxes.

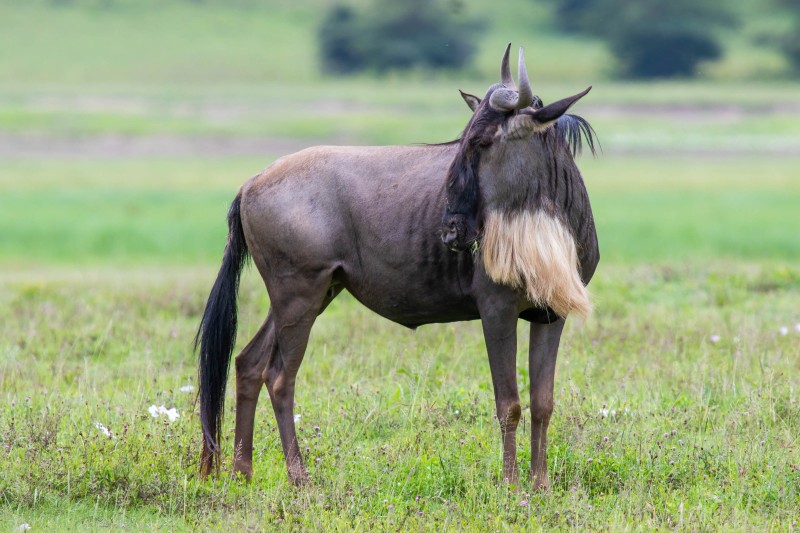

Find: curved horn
[516,48,533,109]
[500,43,515,89]
[490,46,535,111]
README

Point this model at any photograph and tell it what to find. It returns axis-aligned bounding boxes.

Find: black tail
[195,193,249,476]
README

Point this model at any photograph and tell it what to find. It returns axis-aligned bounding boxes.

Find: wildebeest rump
[195,45,599,489]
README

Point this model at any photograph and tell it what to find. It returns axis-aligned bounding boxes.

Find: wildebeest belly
[339,260,479,328]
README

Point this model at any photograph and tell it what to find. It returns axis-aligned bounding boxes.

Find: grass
[1,263,798,530]
[1,1,800,529]
[0,0,792,87]
[2,80,799,146]
[1,155,798,266]
[0,150,798,529]
[582,156,800,262]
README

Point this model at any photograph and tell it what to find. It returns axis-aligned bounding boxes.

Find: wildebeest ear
[525,86,592,124]
[459,90,481,112]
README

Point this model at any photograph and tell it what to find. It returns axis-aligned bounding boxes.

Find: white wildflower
[599,409,609,417]
[293,414,302,423]
[709,334,721,344]
[19,524,31,532]
[94,422,112,437]
[179,384,195,393]
[779,326,789,336]
[148,405,180,422]
[794,323,800,333]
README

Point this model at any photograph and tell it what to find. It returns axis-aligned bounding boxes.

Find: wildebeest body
[242,144,480,327]
[196,45,599,488]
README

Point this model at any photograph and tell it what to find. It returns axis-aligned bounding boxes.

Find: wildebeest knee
[498,401,522,432]
[530,398,554,424]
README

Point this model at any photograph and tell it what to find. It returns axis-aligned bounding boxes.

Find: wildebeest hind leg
[528,318,565,490]
[263,272,335,485]
[232,312,276,480]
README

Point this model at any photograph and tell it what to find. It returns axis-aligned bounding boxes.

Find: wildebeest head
[441,44,594,252]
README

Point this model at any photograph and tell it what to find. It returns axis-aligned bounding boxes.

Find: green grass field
[2,262,799,530]
[1,0,800,530]
[1,155,799,267]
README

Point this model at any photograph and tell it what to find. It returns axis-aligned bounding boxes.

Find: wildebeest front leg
[479,299,521,485]
[529,318,565,490]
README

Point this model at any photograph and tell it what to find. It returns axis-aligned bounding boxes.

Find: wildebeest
[196,44,599,489]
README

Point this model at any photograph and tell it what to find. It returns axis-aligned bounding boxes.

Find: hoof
[290,473,311,487]
[231,468,253,482]
[503,465,520,487]
[530,473,551,491]
[504,474,521,492]
[288,466,310,487]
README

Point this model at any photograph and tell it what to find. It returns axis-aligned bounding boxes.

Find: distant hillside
[0,0,789,86]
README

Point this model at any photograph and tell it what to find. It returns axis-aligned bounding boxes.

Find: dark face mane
[442,85,505,251]
[442,84,597,252]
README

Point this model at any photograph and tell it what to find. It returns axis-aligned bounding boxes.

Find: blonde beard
[480,208,592,319]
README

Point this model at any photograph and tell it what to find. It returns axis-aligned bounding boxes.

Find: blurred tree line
[318,0,485,74]
[547,0,737,78]
[547,0,800,78]
[319,0,800,78]
[776,0,800,73]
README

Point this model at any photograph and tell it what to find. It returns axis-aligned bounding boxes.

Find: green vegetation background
[0,0,798,530]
